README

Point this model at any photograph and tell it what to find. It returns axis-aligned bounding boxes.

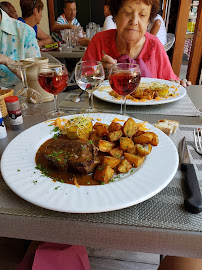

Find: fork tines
[194,128,202,155]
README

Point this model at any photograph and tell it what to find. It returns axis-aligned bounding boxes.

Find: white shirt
[103,15,116,31]
[147,14,167,46]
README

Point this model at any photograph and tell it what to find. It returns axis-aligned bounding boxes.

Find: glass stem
[88,91,94,111]
[54,95,58,112]
[123,96,127,115]
[120,97,123,115]
[20,68,28,90]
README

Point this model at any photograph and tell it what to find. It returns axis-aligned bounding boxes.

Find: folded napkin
[16,243,91,270]
[117,55,152,78]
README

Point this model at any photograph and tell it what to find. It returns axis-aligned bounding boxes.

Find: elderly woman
[19,0,53,47]
[83,0,190,86]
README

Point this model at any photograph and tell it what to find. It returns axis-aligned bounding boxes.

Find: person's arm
[150,19,161,35]
[37,27,54,47]
[0,54,21,79]
[78,37,90,47]
[51,23,78,33]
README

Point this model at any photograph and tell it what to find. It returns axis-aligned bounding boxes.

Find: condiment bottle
[0,108,7,139]
[4,96,24,130]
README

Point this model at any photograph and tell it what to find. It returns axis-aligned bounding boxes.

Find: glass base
[46,110,67,119]
[80,107,102,113]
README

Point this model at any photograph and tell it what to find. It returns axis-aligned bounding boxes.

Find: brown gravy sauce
[35,135,101,186]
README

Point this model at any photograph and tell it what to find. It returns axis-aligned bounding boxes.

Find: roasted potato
[136,144,152,156]
[120,137,135,151]
[133,130,145,137]
[94,164,114,183]
[133,132,153,144]
[99,140,116,152]
[109,147,123,159]
[117,159,133,173]
[148,132,159,146]
[96,124,109,137]
[93,122,108,129]
[107,130,123,142]
[90,130,103,142]
[122,117,139,137]
[102,156,121,168]
[108,121,122,132]
[126,145,137,155]
[124,153,145,168]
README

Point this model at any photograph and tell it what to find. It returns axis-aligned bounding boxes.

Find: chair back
[41,51,61,64]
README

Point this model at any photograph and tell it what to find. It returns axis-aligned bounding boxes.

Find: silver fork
[194,128,202,154]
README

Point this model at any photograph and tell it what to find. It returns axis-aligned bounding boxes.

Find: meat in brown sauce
[45,139,100,174]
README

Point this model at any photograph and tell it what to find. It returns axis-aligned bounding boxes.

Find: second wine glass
[38,63,69,119]
[109,63,141,115]
[75,60,104,113]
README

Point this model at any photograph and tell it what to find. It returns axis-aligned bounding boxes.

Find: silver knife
[179,136,202,213]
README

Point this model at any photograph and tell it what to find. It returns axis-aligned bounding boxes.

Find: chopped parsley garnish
[33,180,37,185]
[54,186,60,190]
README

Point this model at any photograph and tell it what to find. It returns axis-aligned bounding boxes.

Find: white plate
[1,113,178,213]
[93,78,186,106]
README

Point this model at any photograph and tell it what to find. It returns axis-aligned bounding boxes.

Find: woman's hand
[169,79,191,87]
[0,54,21,79]
[0,54,14,67]
[101,53,117,71]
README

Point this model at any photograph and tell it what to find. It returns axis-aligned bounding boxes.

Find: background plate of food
[1,113,178,213]
[93,78,186,106]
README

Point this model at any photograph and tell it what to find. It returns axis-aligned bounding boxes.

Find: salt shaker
[0,108,7,139]
[4,96,24,130]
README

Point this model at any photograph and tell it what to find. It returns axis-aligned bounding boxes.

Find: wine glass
[8,61,43,115]
[109,63,141,115]
[38,63,69,119]
[75,60,105,113]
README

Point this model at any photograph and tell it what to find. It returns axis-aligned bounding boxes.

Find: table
[0,85,202,259]
[45,47,85,59]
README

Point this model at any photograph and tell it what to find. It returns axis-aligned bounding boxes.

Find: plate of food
[1,113,178,213]
[93,78,186,106]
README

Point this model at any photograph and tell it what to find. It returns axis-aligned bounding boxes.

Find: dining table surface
[0,83,202,259]
[44,46,86,59]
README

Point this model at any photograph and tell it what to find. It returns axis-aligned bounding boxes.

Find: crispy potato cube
[148,132,159,146]
[120,137,135,151]
[136,144,152,156]
[107,130,123,142]
[96,125,109,137]
[133,130,145,137]
[90,130,103,141]
[94,164,114,183]
[109,147,123,159]
[103,156,121,168]
[123,117,139,137]
[124,153,145,168]
[126,145,137,154]
[93,122,108,129]
[108,122,122,132]
[99,140,116,152]
[117,159,133,173]
[133,132,153,144]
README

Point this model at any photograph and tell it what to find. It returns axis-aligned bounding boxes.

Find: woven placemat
[60,89,201,117]
[1,125,202,231]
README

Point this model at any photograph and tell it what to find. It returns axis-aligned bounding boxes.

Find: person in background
[19,0,53,47]
[51,0,80,42]
[103,0,117,31]
[83,0,190,87]
[0,1,18,19]
[0,9,40,85]
[147,13,167,45]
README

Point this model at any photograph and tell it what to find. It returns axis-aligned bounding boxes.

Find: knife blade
[179,136,202,213]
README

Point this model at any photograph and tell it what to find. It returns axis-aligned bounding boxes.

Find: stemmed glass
[38,63,69,119]
[109,63,141,115]
[75,60,105,113]
[8,61,43,115]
